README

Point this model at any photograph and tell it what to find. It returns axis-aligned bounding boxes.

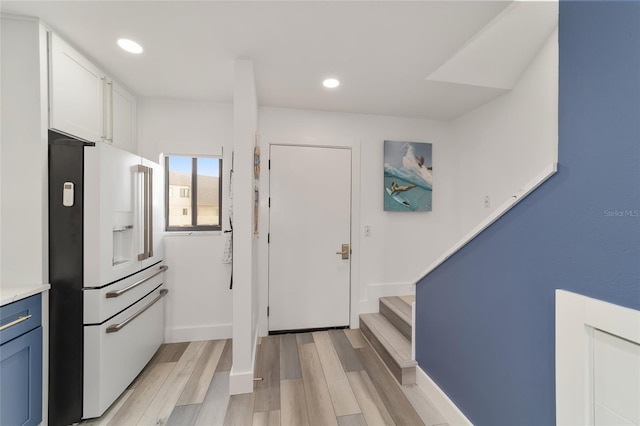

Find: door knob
[336,244,349,260]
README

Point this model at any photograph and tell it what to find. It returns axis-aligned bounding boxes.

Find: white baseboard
[358,281,415,314]
[164,323,232,343]
[416,366,473,426]
[229,369,254,395]
[229,330,259,395]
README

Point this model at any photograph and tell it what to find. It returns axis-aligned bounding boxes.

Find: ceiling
[0,1,558,120]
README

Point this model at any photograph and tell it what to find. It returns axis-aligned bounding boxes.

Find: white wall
[137,98,234,342]
[0,17,49,287]
[257,108,457,328]
[450,29,558,230]
[0,17,50,425]
[137,28,558,354]
[230,59,260,394]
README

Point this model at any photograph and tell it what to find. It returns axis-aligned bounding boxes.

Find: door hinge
[268,233,270,243]
[267,306,270,317]
[268,160,271,170]
[268,198,271,208]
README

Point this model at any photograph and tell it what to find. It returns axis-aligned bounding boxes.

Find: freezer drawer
[83,285,167,419]
[84,264,167,324]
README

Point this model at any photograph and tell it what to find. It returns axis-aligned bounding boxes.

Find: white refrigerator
[48,130,167,425]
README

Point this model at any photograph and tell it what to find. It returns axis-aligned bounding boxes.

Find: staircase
[359,295,417,385]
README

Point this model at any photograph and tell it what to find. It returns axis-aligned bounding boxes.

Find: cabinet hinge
[268,160,271,170]
[267,306,270,317]
[268,233,270,243]
[268,198,271,208]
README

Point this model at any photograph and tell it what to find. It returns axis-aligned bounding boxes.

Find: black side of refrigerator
[48,130,93,426]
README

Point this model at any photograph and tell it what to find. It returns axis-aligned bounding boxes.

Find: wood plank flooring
[82,330,446,426]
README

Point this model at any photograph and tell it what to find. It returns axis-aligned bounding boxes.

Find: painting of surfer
[383,140,432,211]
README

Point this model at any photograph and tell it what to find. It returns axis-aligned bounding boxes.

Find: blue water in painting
[384,166,432,211]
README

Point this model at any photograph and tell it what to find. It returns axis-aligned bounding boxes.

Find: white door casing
[268,145,351,331]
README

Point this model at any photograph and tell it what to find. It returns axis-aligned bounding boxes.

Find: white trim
[555,290,640,426]
[229,329,259,395]
[262,141,362,333]
[416,163,557,284]
[411,301,416,360]
[164,324,232,343]
[162,149,224,158]
[228,370,254,395]
[350,141,362,329]
[415,366,473,426]
[41,290,49,426]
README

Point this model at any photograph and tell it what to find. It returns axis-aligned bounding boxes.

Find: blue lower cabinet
[0,295,43,426]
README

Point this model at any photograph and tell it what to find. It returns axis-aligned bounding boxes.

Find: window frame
[165,156,223,232]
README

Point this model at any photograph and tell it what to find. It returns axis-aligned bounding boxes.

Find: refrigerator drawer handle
[106,265,169,298]
[0,314,32,332]
[106,289,168,334]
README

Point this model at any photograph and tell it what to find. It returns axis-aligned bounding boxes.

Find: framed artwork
[383,140,433,211]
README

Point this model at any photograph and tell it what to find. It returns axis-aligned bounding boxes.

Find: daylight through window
[165,156,222,231]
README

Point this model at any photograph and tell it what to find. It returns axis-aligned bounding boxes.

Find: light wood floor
[83,329,447,426]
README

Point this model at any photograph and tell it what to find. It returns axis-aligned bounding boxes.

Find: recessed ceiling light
[117,38,143,54]
[323,78,340,89]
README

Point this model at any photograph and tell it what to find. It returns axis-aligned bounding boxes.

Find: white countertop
[0,284,50,307]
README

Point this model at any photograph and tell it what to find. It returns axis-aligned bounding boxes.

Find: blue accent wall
[415,2,640,425]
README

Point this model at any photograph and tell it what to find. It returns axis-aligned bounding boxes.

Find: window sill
[163,230,223,237]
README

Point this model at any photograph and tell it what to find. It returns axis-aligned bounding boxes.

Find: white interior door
[269,145,351,332]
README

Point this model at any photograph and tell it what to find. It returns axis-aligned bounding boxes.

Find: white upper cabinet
[49,32,105,143]
[49,32,137,152]
[109,81,137,152]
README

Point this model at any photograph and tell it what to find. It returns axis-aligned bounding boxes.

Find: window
[165,156,222,231]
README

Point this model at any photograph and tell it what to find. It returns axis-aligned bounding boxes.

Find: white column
[230,59,259,394]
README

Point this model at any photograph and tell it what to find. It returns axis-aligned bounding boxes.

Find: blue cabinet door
[0,326,42,426]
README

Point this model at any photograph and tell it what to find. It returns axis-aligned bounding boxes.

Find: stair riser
[360,318,416,386]
[379,301,412,341]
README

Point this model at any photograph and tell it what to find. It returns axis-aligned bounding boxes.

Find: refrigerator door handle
[107,80,114,143]
[106,289,168,333]
[101,77,107,141]
[137,165,150,261]
[105,265,168,298]
[148,166,153,258]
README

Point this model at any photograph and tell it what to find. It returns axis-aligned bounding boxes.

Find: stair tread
[380,296,412,326]
[398,295,416,305]
[360,313,416,368]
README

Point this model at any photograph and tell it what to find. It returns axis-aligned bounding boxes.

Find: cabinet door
[0,327,43,426]
[109,81,137,153]
[49,33,105,142]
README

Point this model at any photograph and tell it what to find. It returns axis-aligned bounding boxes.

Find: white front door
[268,145,351,332]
